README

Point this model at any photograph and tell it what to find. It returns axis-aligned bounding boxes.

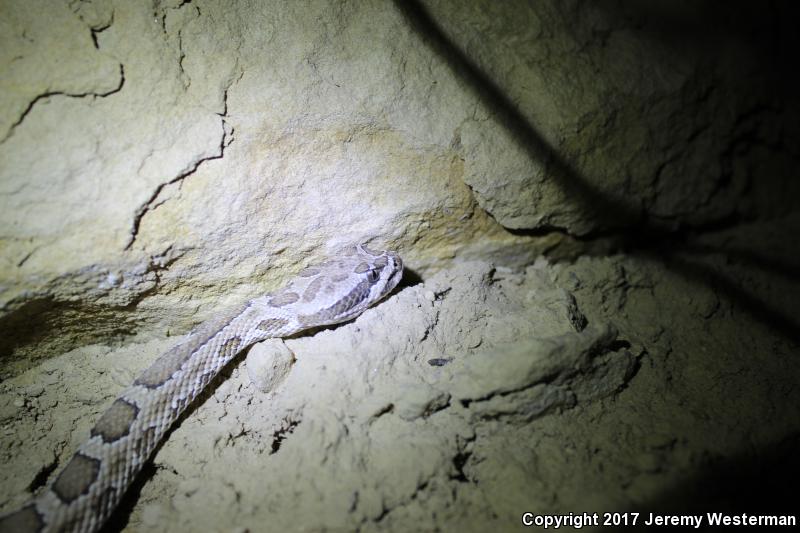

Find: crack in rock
[2,64,125,144]
[124,114,231,251]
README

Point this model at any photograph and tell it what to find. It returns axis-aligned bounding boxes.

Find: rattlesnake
[0,244,403,533]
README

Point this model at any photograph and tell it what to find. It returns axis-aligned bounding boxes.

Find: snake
[0,244,403,533]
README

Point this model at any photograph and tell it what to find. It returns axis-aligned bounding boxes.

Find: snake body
[0,244,403,533]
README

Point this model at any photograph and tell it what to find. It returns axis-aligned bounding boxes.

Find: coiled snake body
[0,244,403,533]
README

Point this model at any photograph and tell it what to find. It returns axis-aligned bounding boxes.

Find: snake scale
[0,244,403,533]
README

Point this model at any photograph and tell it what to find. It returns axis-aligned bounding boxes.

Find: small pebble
[25,384,45,397]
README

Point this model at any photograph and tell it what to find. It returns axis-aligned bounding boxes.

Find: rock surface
[1,0,799,531]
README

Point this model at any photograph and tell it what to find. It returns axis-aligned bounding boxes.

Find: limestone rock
[246,339,294,394]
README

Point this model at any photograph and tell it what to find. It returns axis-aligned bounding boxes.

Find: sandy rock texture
[1,0,799,531]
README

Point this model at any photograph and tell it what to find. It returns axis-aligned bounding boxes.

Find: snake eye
[367,269,380,283]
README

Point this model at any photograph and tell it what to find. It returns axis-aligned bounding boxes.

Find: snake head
[284,244,404,328]
[355,243,404,301]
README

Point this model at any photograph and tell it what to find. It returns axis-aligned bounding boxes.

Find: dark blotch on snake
[134,344,197,389]
[52,454,101,504]
[134,304,248,388]
[257,317,290,332]
[269,291,300,307]
[299,279,372,326]
[0,504,45,532]
[298,266,321,277]
[91,399,139,443]
[303,276,325,302]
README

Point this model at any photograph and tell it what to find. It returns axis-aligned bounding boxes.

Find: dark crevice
[176,30,187,86]
[450,451,471,483]
[370,403,394,420]
[0,247,181,377]
[3,91,60,142]
[124,176,185,251]
[89,21,112,50]
[373,504,390,522]
[2,63,125,143]
[124,114,229,251]
[606,339,632,352]
[394,267,423,290]
[16,247,38,268]
[27,459,58,493]
[270,418,300,454]
[449,434,476,484]
[0,298,139,376]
